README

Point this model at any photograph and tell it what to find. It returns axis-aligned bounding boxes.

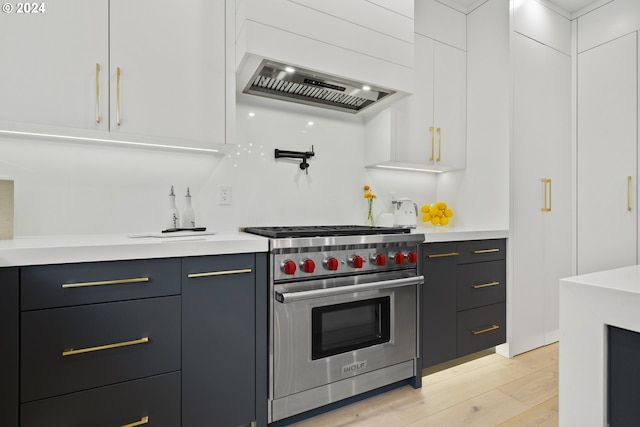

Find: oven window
[311,296,391,360]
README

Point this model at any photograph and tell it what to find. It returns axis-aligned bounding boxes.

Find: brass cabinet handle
[62,277,150,289]
[472,281,500,289]
[95,63,101,124]
[62,337,149,357]
[121,416,149,427]
[188,268,252,278]
[436,127,442,162]
[427,252,459,259]
[471,325,500,335]
[473,249,500,254]
[116,67,122,126]
[628,176,632,212]
[541,178,552,212]
[429,126,435,161]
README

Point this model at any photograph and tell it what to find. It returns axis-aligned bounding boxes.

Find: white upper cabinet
[0,0,109,130]
[235,0,414,98]
[365,0,466,172]
[0,0,233,151]
[577,0,640,53]
[109,0,229,148]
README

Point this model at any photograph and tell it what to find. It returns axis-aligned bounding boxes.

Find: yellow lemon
[437,210,444,218]
[430,216,440,226]
[436,201,447,210]
[440,217,449,226]
[444,208,454,218]
[421,204,431,213]
[429,206,439,216]
[422,213,432,222]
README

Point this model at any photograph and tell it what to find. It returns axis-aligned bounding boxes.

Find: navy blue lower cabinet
[182,254,260,427]
[0,268,19,427]
[422,243,458,369]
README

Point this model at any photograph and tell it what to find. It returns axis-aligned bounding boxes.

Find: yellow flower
[364,192,373,199]
[363,185,371,191]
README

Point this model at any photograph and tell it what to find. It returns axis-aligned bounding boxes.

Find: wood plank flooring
[291,343,559,427]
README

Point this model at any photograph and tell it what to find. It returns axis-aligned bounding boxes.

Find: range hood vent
[242,60,395,114]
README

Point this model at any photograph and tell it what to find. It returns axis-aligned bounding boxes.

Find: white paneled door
[577,32,638,275]
[511,33,571,356]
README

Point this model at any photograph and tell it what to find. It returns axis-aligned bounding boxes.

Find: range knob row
[280,251,418,275]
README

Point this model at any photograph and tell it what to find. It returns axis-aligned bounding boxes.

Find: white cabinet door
[577,32,637,275]
[109,0,227,147]
[511,33,571,355]
[393,34,435,165]
[0,0,108,130]
[433,42,466,170]
[391,36,466,170]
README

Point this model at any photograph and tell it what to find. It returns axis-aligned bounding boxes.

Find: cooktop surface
[242,225,411,238]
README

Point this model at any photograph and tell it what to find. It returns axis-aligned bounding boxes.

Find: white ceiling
[446,0,603,14]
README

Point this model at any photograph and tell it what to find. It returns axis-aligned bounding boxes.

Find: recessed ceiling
[446,0,603,14]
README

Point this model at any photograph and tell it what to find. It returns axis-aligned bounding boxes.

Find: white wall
[435,0,510,231]
[0,97,437,237]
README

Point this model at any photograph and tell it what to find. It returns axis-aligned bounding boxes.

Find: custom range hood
[242,59,395,114]
[235,0,414,116]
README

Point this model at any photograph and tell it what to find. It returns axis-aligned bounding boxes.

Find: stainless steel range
[243,225,425,423]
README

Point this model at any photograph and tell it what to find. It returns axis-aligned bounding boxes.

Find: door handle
[436,127,442,162]
[541,178,552,212]
[429,126,434,161]
[628,176,632,212]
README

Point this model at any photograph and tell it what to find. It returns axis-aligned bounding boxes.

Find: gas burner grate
[242,225,411,239]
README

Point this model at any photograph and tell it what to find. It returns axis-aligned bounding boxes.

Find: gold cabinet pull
[95,63,101,124]
[473,249,500,254]
[116,67,122,126]
[471,325,500,335]
[427,252,459,259]
[541,178,552,212]
[628,176,632,211]
[472,281,500,289]
[62,337,149,357]
[121,416,149,427]
[188,268,252,278]
[429,126,435,161]
[62,277,150,289]
[436,127,442,162]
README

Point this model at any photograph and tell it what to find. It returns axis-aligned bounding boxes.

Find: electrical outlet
[219,185,231,205]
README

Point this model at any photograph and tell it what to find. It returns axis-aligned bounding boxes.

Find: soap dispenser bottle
[167,185,180,229]
[182,187,196,229]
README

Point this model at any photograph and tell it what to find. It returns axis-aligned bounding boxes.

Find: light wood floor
[291,343,559,427]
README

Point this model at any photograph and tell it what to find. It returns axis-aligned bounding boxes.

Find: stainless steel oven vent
[242,60,394,114]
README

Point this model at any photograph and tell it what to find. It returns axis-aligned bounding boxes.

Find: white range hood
[235,0,414,115]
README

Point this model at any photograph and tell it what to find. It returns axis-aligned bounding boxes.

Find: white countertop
[559,264,640,426]
[0,228,508,267]
[0,232,269,267]
[416,227,508,242]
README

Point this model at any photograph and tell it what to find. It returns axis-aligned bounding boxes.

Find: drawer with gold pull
[21,371,180,427]
[20,296,180,402]
[21,258,181,310]
[457,239,506,264]
[457,302,506,357]
[457,260,506,310]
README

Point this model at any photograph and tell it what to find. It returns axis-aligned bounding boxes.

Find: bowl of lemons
[421,201,454,227]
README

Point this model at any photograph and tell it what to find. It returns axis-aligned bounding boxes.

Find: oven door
[271,275,422,400]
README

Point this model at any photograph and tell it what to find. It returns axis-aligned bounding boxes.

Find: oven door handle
[275,276,424,303]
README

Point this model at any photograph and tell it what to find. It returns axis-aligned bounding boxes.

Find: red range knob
[373,254,387,266]
[393,252,405,265]
[407,251,418,264]
[301,259,316,273]
[349,255,364,269]
[324,257,339,271]
[281,260,297,275]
